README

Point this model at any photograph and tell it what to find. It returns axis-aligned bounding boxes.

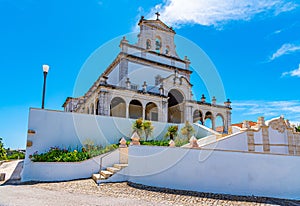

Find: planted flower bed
[30,144,118,162]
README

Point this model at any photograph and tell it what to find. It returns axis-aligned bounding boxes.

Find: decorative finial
[201,94,206,103]
[155,12,160,20]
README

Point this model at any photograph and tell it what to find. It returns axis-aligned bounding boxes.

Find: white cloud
[282,64,300,77]
[270,43,300,61]
[146,0,297,28]
[232,100,300,123]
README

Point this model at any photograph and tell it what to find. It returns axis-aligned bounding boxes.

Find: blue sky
[0,0,299,149]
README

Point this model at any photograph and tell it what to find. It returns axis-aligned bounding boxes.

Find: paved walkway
[1,161,300,206]
[0,160,22,183]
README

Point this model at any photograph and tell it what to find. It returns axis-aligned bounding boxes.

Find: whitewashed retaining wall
[201,132,249,151]
[25,109,211,158]
[21,149,119,182]
[22,108,212,182]
[126,145,300,200]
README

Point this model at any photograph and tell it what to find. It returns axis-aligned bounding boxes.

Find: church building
[63,14,232,133]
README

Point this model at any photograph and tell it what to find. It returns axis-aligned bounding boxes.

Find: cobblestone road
[1,161,300,206]
[1,179,299,206]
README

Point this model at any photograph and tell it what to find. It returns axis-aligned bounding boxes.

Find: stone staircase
[92,163,128,183]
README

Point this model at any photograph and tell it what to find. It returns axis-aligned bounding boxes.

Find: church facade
[63,15,232,133]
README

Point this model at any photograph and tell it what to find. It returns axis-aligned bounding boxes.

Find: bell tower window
[155,37,161,53]
[146,39,151,49]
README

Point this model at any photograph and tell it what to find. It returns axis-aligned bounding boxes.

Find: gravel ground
[1,161,300,206]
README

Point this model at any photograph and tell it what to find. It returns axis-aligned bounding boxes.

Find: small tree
[165,125,178,140]
[132,118,144,137]
[0,137,7,160]
[181,121,195,140]
[143,121,154,141]
[296,125,300,132]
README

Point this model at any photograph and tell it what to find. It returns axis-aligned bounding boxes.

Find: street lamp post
[41,64,50,109]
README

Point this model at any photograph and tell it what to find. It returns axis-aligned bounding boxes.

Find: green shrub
[174,137,189,147]
[30,144,118,162]
[7,151,25,160]
[0,137,7,160]
[140,140,169,146]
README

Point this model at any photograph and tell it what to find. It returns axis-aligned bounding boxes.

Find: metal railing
[99,148,119,173]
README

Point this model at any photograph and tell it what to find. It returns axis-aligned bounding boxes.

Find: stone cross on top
[155,12,160,20]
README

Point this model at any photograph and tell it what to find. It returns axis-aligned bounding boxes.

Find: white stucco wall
[202,132,249,151]
[127,61,172,86]
[26,109,212,155]
[126,145,300,200]
[22,149,120,182]
[23,109,213,182]
[107,64,119,85]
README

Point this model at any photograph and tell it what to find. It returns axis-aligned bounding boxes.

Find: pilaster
[247,130,255,152]
[261,126,270,153]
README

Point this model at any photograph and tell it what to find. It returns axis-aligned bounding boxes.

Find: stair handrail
[99,148,119,174]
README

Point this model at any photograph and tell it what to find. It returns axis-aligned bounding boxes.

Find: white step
[107,167,120,174]
[92,174,106,181]
[113,163,128,169]
[100,170,113,178]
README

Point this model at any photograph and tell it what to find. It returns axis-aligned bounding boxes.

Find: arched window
[168,89,184,123]
[193,110,203,125]
[145,102,158,121]
[146,39,151,49]
[204,111,213,129]
[95,99,99,115]
[155,37,161,53]
[110,97,126,118]
[215,114,225,133]
[129,100,143,119]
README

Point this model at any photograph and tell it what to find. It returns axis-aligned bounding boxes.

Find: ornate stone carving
[242,120,250,129]
[257,116,266,127]
[269,117,286,133]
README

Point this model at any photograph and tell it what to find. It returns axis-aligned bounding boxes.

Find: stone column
[119,58,128,87]
[119,137,128,164]
[261,126,270,153]
[226,110,232,134]
[285,119,295,155]
[287,128,295,155]
[142,105,145,120]
[243,121,255,152]
[212,116,216,130]
[188,106,193,123]
[126,102,129,118]
[295,133,300,156]
[247,130,255,152]
[162,100,168,122]
[258,117,270,153]
[102,91,109,116]
[98,92,104,115]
